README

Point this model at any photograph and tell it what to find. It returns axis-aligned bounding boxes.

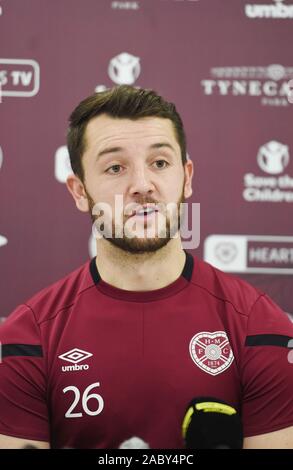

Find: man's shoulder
[191,255,264,317]
[23,259,95,324]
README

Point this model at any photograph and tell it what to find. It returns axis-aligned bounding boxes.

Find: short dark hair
[67,85,187,181]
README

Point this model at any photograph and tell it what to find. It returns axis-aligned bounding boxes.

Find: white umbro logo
[59,348,93,364]
[59,348,93,372]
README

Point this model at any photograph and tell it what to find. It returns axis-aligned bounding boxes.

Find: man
[0,85,292,449]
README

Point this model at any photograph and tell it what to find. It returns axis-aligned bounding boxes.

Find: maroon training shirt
[0,251,292,448]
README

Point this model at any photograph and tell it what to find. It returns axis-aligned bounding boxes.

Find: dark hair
[67,85,187,181]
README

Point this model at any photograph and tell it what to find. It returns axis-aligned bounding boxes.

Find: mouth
[129,204,159,218]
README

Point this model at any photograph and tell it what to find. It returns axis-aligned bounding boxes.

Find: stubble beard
[86,187,185,254]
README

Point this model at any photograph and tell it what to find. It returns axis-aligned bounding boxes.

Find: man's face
[73,114,193,253]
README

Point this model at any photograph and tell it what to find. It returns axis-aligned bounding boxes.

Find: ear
[183,158,194,199]
[66,174,90,212]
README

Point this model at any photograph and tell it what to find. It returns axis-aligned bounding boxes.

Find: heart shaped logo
[189,331,234,376]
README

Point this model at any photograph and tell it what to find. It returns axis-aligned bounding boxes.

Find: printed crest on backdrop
[0,58,40,98]
[257,141,289,175]
[54,146,73,183]
[201,63,293,107]
[243,140,293,203]
[215,242,238,265]
[189,331,234,376]
[0,235,8,249]
[108,52,141,85]
[204,234,293,274]
[95,52,141,92]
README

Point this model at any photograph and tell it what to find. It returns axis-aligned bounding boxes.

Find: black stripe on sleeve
[1,344,43,358]
[245,334,293,348]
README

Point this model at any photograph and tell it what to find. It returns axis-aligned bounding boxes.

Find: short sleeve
[241,294,293,437]
[0,304,49,442]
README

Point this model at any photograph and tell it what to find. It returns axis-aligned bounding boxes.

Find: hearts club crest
[189,331,234,376]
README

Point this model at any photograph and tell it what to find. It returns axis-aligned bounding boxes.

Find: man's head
[66,85,193,254]
[67,85,187,181]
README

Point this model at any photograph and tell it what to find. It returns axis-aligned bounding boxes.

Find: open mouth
[129,203,160,219]
[130,205,159,218]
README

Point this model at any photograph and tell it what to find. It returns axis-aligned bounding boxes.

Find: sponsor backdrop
[0,0,293,319]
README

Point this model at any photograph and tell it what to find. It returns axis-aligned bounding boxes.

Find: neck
[95,238,186,291]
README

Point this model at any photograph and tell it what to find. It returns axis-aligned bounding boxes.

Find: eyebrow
[96,142,176,159]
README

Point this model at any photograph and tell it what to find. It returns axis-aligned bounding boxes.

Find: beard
[86,186,185,254]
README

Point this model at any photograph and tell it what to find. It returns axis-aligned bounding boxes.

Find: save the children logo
[95,52,141,92]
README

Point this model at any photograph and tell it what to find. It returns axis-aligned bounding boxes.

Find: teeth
[137,207,155,215]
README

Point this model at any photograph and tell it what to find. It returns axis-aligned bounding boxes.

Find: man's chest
[44,304,241,448]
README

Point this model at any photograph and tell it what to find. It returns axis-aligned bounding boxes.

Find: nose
[128,165,155,198]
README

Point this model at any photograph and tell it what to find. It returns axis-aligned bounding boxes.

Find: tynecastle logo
[201,63,293,107]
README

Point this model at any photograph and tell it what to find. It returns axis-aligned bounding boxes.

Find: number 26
[63,382,104,418]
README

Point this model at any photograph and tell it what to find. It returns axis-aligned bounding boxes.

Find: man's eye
[153,160,169,169]
[106,164,122,174]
